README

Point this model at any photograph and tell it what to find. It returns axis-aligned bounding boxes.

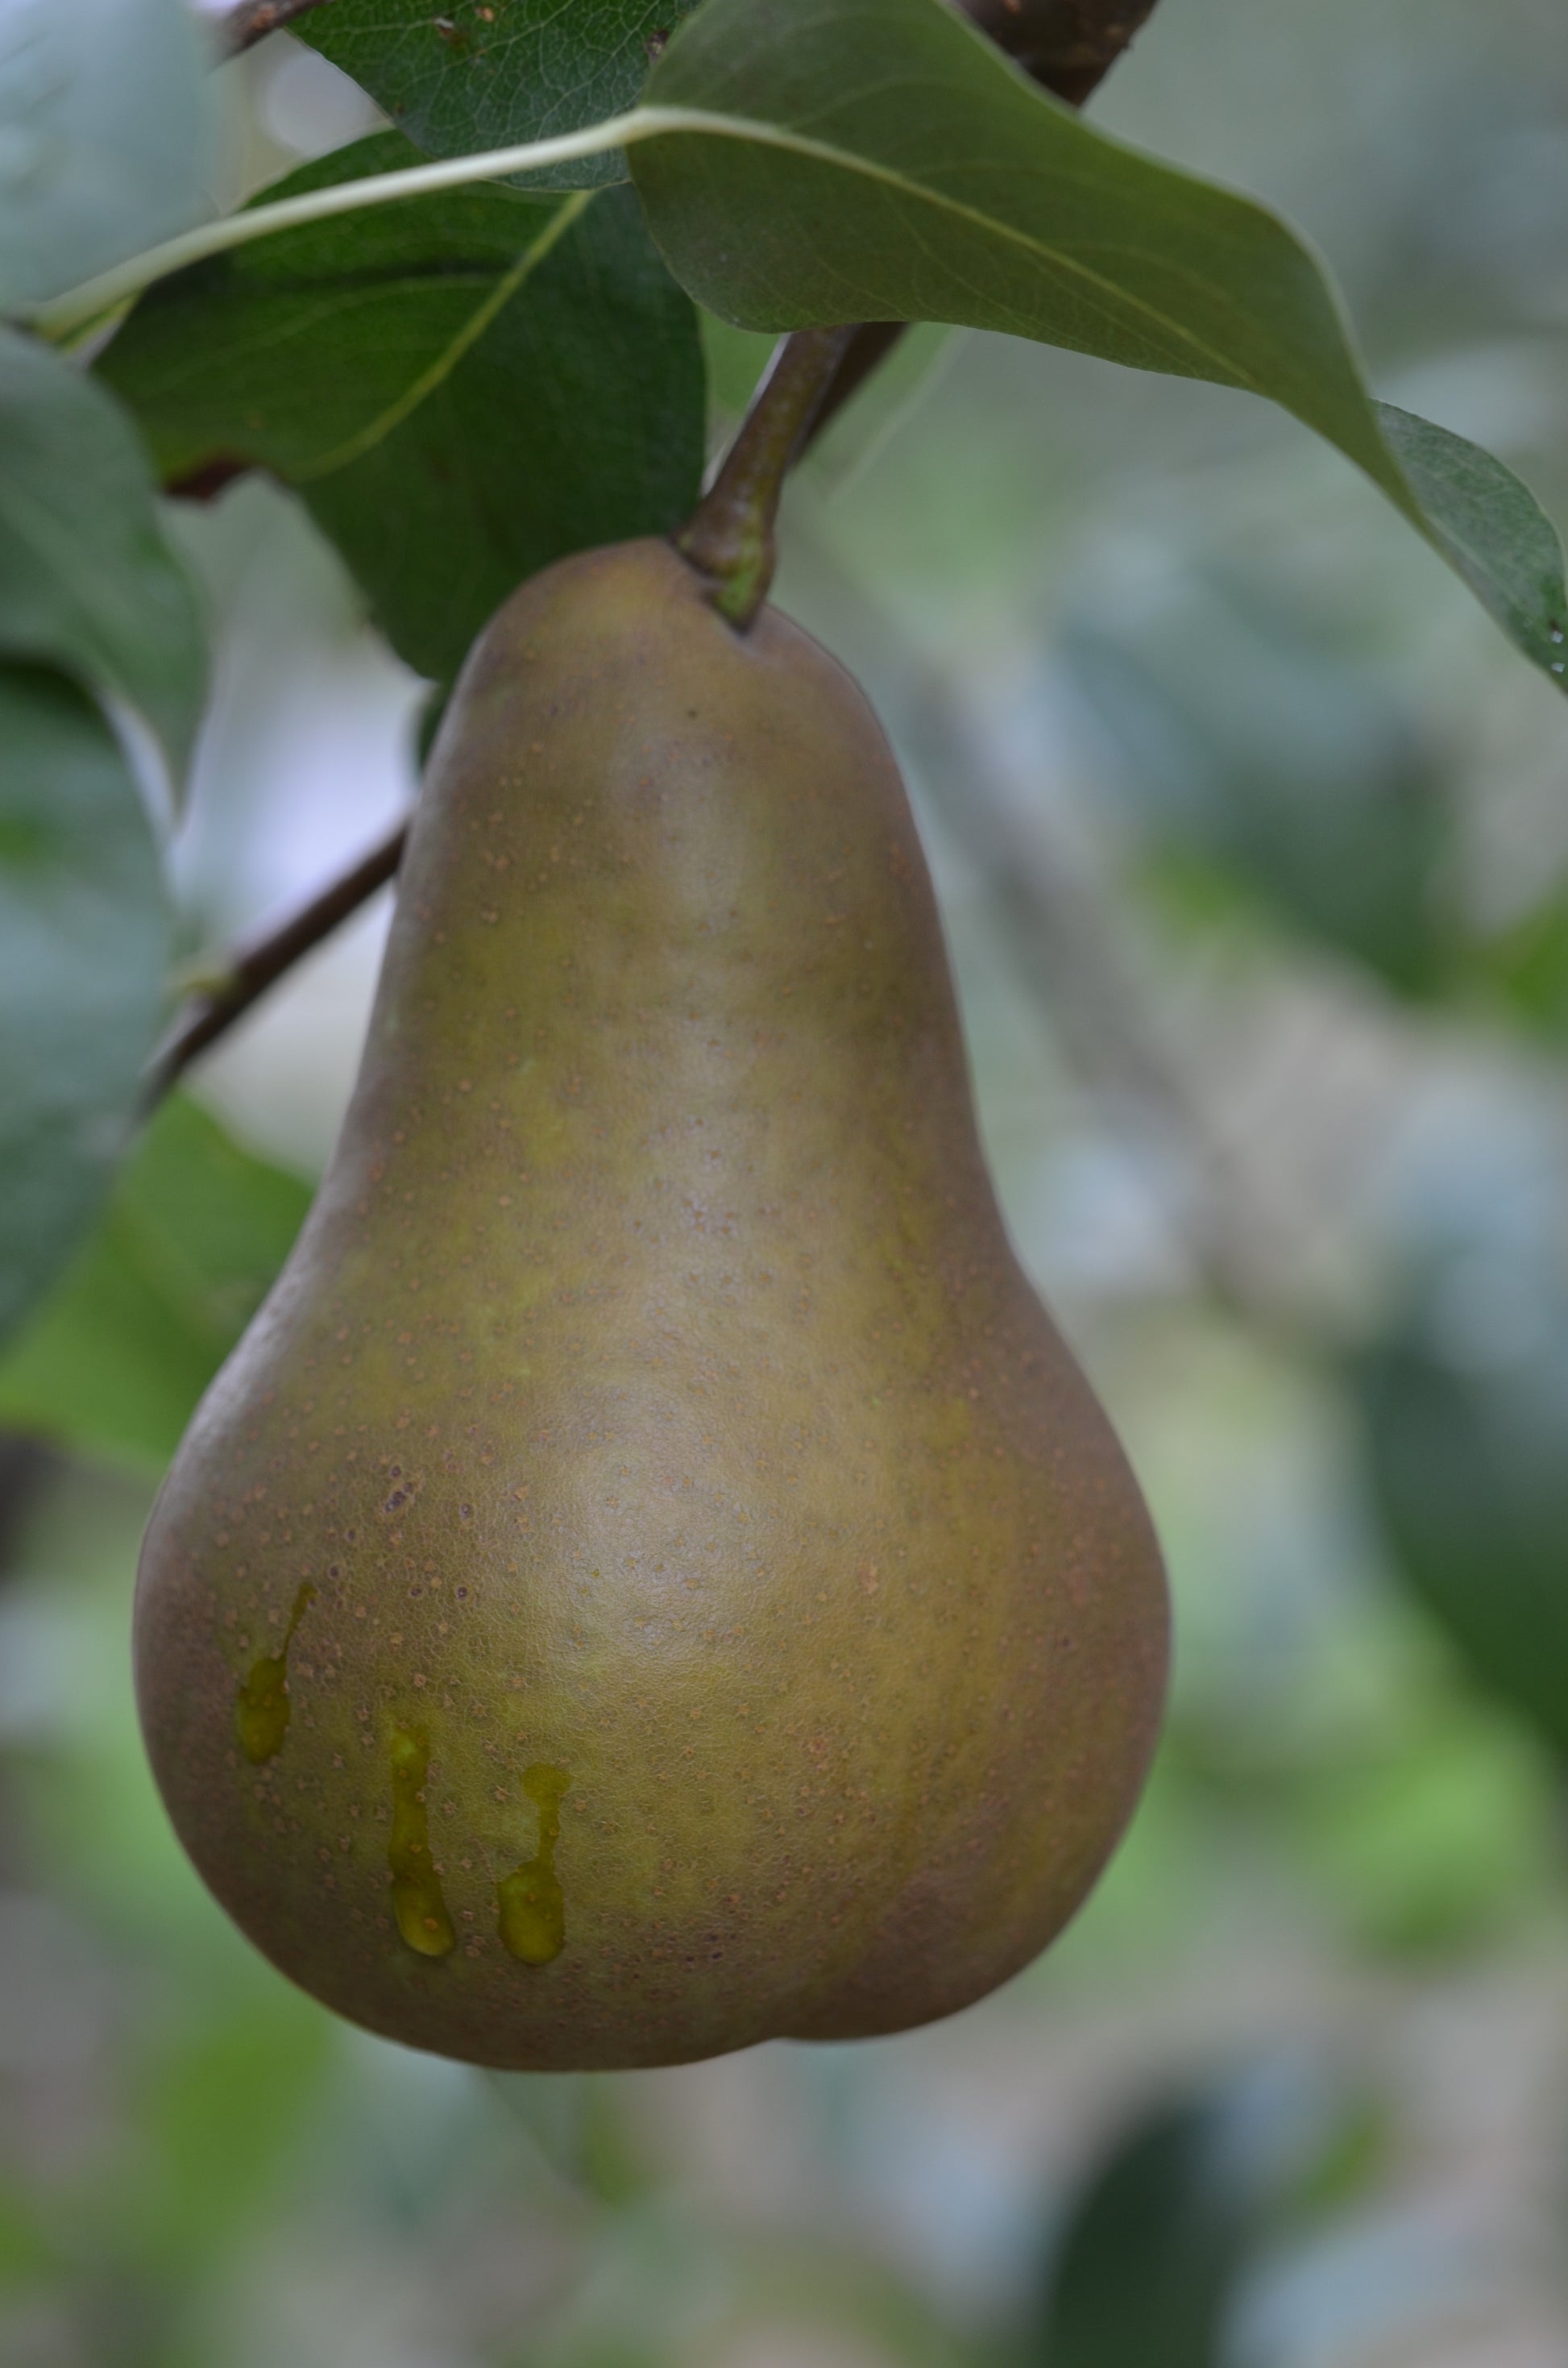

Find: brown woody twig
[143,821,406,1112]
[963,0,1160,104]
[222,0,337,56]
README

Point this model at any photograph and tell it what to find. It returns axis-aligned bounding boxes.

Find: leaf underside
[626,0,1567,693]
[301,0,702,190]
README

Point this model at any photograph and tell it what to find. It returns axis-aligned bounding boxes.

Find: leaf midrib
[635,105,1274,399]
[115,244,580,474]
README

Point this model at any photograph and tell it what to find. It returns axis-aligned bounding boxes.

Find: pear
[135,538,1167,2069]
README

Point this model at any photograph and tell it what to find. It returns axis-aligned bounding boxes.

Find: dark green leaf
[0,0,211,313]
[99,139,705,683]
[0,666,170,1351]
[632,0,1568,695]
[1358,1325,1568,1756]
[0,1094,311,1470]
[0,328,207,771]
[1025,2068,1367,2366]
[301,0,699,190]
[1029,2097,1255,2368]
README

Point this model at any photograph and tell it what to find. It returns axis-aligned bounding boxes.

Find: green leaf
[127,1992,333,2277]
[0,0,212,314]
[301,0,699,190]
[1375,402,1568,684]
[99,139,705,683]
[1026,2071,1371,2366]
[1471,892,1568,1041]
[1296,1708,1553,1959]
[630,0,1568,695]
[1029,2097,1259,2367]
[0,666,171,1352]
[0,1095,310,1470]
[0,327,207,773]
[42,0,1565,690]
[1358,1327,1568,1757]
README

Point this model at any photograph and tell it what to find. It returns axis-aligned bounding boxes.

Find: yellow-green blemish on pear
[235,1582,315,1764]
[388,1726,456,1958]
[497,1763,570,1965]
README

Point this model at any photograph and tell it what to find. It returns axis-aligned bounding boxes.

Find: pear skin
[134,538,1167,2069]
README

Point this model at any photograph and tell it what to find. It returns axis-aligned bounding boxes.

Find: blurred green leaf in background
[0,329,206,776]
[1359,1307,1568,1759]
[1056,569,1455,995]
[0,670,170,1354]
[0,1096,309,1473]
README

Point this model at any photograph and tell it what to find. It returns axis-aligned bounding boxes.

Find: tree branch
[222,0,337,56]
[962,0,1161,104]
[142,820,406,1112]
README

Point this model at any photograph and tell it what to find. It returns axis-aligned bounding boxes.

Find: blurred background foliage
[5,0,1568,2360]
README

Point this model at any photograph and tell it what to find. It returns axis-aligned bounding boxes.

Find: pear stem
[674,323,861,629]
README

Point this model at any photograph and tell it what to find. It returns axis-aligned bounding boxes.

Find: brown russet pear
[135,538,1168,2069]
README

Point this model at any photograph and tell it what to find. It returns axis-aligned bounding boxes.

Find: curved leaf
[99,140,705,683]
[630,0,1568,695]
[1376,403,1568,685]
[0,328,207,773]
[40,0,1566,692]
[0,665,170,1350]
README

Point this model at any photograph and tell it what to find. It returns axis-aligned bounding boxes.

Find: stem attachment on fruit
[675,324,859,630]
